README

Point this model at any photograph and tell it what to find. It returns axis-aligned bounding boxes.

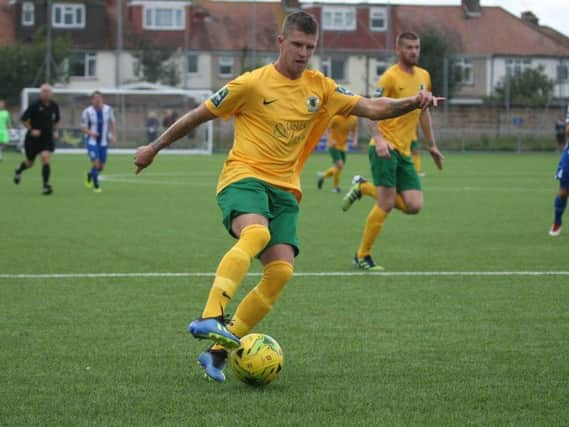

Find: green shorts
[368,146,422,191]
[328,147,346,164]
[410,140,420,151]
[216,178,300,256]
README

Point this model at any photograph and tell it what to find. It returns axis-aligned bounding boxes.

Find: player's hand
[31,129,41,137]
[415,90,445,110]
[375,139,393,159]
[428,144,444,170]
[109,134,115,144]
[134,144,157,174]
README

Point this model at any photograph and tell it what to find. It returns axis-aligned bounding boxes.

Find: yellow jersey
[327,115,358,152]
[205,64,360,201]
[370,64,431,156]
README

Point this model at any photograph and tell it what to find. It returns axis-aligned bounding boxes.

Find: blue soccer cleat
[197,346,228,382]
[188,317,240,349]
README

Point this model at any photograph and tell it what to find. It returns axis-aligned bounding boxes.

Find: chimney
[282,0,300,13]
[521,11,539,26]
[462,0,481,18]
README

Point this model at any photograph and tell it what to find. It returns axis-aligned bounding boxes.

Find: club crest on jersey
[335,86,354,96]
[306,96,321,113]
[210,86,229,107]
[373,88,384,98]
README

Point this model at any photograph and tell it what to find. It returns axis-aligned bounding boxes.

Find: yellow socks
[333,168,342,188]
[211,261,293,347]
[323,166,337,179]
[413,152,422,174]
[357,204,388,259]
[359,181,377,198]
[395,194,409,213]
[201,224,271,318]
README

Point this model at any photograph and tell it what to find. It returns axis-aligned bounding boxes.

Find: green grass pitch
[1,150,568,426]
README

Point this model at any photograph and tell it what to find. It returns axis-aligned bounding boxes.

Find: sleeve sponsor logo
[373,88,384,98]
[210,86,229,107]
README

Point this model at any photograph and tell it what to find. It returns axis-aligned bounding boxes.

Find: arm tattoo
[386,98,418,118]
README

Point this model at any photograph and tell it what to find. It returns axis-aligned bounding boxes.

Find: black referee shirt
[21,100,60,142]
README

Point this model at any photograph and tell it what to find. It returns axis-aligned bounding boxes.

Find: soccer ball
[230,333,284,386]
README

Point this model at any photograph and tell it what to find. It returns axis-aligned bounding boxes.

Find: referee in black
[14,83,60,195]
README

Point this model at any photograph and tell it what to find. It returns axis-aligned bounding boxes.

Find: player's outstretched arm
[420,108,444,170]
[352,90,443,121]
[134,104,216,174]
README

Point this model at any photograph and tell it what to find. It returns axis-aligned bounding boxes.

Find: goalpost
[20,86,214,154]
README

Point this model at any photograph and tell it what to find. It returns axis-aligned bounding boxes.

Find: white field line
[100,175,551,193]
[1,271,568,280]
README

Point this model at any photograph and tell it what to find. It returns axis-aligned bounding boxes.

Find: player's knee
[405,201,422,214]
[241,224,271,255]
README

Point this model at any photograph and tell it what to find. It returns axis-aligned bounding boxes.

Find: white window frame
[186,53,199,74]
[375,60,388,79]
[506,58,532,76]
[454,57,474,85]
[369,7,387,32]
[218,56,234,77]
[557,62,569,83]
[321,57,346,81]
[322,6,356,31]
[143,5,185,30]
[22,2,35,26]
[69,52,97,78]
[52,3,85,29]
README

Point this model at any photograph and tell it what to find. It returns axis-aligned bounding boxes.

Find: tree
[490,66,554,107]
[418,28,460,98]
[0,34,70,103]
[132,39,180,86]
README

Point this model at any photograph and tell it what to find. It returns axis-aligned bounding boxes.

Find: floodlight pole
[115,0,123,88]
[45,0,53,83]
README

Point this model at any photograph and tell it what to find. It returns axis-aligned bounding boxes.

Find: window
[506,58,532,75]
[22,2,34,26]
[144,6,185,30]
[187,54,198,74]
[218,56,234,77]
[69,52,96,78]
[375,60,388,78]
[454,57,474,84]
[557,63,569,82]
[369,7,387,31]
[321,57,346,81]
[322,7,356,31]
[52,4,85,28]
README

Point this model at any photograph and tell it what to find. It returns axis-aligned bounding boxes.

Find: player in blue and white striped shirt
[81,91,115,192]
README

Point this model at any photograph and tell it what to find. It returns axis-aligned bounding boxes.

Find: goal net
[20,86,213,154]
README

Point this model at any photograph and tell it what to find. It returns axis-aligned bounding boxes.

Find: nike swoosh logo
[222,291,231,300]
[263,99,277,105]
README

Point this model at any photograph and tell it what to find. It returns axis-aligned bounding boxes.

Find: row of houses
[1,0,569,103]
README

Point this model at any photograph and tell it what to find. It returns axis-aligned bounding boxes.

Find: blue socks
[90,166,100,188]
[554,195,567,225]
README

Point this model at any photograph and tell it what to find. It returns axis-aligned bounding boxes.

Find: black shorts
[24,137,54,161]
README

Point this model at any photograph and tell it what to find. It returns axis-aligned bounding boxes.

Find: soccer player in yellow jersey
[342,32,444,271]
[134,13,442,382]
[317,114,358,193]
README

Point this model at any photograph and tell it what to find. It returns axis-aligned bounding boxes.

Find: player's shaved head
[281,11,318,38]
[397,32,420,47]
[39,83,53,103]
